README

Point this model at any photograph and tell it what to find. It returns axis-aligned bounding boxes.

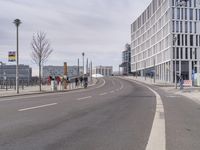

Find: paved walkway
[0,78,98,98]
[124,76,200,104]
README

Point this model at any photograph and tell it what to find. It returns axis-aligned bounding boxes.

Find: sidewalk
[0,78,98,98]
[124,76,200,104]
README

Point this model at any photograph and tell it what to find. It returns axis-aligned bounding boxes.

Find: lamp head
[13,19,22,27]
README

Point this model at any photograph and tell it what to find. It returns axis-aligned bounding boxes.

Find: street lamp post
[144,60,146,80]
[0,62,4,89]
[173,35,178,89]
[82,52,85,75]
[13,19,21,94]
[78,58,80,76]
[154,57,156,83]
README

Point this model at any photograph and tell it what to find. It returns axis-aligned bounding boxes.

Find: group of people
[75,76,88,88]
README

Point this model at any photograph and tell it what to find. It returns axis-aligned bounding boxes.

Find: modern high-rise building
[131,0,200,83]
[120,44,131,75]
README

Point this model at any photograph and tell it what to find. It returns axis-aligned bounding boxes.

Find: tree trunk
[39,62,42,91]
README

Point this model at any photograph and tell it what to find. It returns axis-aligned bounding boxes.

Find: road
[0,77,200,150]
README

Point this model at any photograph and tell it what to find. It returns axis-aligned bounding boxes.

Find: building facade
[131,0,200,83]
[0,64,32,82]
[93,66,113,76]
[120,44,131,75]
[43,66,83,78]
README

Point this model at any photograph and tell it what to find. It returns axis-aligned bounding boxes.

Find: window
[172,21,175,32]
[190,48,193,59]
[189,9,193,20]
[196,35,198,46]
[185,8,187,20]
[189,0,192,7]
[185,35,188,46]
[176,21,179,32]
[177,8,180,19]
[181,48,183,59]
[194,0,196,7]
[180,21,183,32]
[177,48,179,59]
[199,10,200,20]
[186,48,188,59]
[190,22,192,33]
[172,0,175,6]
[194,22,197,33]
[177,34,180,46]
[195,48,197,59]
[185,21,188,33]
[196,9,198,20]
[173,47,175,59]
[190,35,193,46]
[172,8,175,19]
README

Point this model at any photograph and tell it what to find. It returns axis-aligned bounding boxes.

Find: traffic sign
[8,51,16,62]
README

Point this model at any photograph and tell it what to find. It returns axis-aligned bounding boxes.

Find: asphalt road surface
[0,77,200,150]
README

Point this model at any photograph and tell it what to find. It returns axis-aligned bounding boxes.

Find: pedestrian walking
[180,76,184,90]
[80,76,83,86]
[83,76,88,88]
[75,77,78,87]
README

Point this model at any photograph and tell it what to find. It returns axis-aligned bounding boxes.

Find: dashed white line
[99,92,107,96]
[18,103,57,112]
[77,96,92,100]
[110,90,115,93]
[166,95,180,98]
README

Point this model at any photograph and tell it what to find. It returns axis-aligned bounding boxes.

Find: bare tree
[31,32,53,91]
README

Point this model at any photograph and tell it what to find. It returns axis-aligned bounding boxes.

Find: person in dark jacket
[80,76,83,86]
[75,78,79,87]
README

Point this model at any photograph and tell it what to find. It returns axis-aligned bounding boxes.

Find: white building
[93,66,113,76]
[131,0,200,83]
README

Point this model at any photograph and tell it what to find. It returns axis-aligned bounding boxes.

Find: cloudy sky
[0,0,151,75]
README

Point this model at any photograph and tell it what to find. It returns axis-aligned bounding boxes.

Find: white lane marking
[110,90,115,93]
[121,78,166,150]
[166,95,180,98]
[77,96,92,101]
[0,78,105,103]
[92,78,106,90]
[145,85,166,150]
[18,103,57,112]
[99,92,107,96]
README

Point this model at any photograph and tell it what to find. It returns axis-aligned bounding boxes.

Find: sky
[0,0,151,75]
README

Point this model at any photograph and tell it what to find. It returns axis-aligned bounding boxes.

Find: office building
[0,64,32,82]
[131,0,200,83]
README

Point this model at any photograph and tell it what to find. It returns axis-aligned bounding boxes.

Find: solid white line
[145,85,166,150]
[120,77,166,150]
[18,103,57,112]
[77,96,92,100]
[99,92,107,96]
